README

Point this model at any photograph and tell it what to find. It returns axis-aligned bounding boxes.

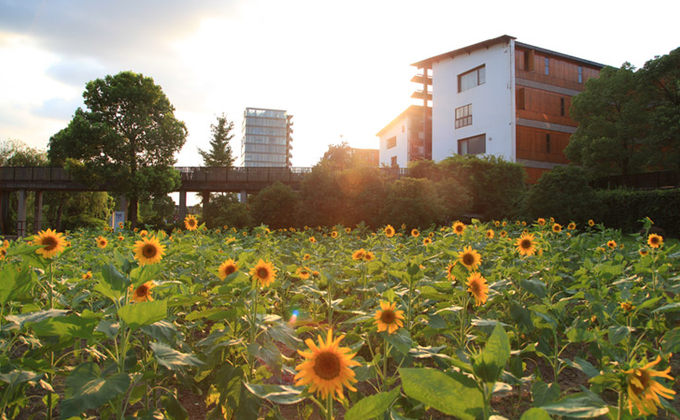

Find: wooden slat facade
[514,46,601,183]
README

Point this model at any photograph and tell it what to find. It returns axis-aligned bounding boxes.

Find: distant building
[377,105,431,167]
[239,107,293,167]
[378,35,604,182]
[350,148,379,167]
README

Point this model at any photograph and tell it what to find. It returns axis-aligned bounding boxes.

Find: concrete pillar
[16,189,27,237]
[0,191,9,235]
[178,190,187,221]
[33,191,43,233]
[201,191,210,221]
[239,190,247,204]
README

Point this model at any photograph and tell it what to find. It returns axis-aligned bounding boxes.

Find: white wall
[431,40,515,162]
[378,119,408,167]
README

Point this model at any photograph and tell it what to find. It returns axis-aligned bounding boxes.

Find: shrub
[595,188,680,236]
[203,193,252,229]
[250,182,299,229]
[382,177,445,228]
[337,167,388,228]
[525,165,597,224]
[298,167,345,227]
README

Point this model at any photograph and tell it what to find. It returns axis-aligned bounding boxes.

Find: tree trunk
[129,196,139,228]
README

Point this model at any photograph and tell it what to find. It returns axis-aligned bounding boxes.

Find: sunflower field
[0,217,679,419]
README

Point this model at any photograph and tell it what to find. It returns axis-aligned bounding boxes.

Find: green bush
[595,188,680,236]
[439,155,526,220]
[525,165,597,224]
[250,182,299,229]
[203,193,252,229]
[337,167,388,228]
[382,177,445,228]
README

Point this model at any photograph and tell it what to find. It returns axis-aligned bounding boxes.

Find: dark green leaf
[520,407,551,420]
[150,342,204,370]
[60,363,130,418]
[540,392,609,418]
[118,300,167,330]
[243,384,306,405]
[345,387,400,420]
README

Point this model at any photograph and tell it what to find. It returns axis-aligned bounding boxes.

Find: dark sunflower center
[136,285,148,296]
[470,280,481,295]
[456,226,463,232]
[188,219,196,227]
[313,351,341,380]
[651,237,659,244]
[380,309,396,324]
[257,267,269,279]
[462,253,475,266]
[42,236,58,251]
[629,369,650,394]
[521,239,532,249]
[142,244,157,258]
[224,265,236,275]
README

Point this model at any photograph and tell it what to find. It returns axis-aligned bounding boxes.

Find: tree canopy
[199,113,235,167]
[566,47,680,177]
[48,71,187,226]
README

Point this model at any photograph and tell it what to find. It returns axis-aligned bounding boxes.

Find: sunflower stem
[48,261,54,309]
[382,337,390,391]
[325,395,333,420]
[617,390,623,420]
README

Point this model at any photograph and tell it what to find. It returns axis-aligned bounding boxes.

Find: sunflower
[537,218,546,226]
[3,239,10,248]
[331,231,339,239]
[458,246,482,271]
[588,219,595,227]
[309,236,317,243]
[423,238,432,246]
[0,247,6,261]
[607,240,617,250]
[33,229,67,258]
[516,233,537,256]
[130,281,155,303]
[218,259,238,279]
[184,214,198,231]
[647,234,663,249]
[486,229,495,239]
[82,271,92,280]
[384,225,395,238]
[250,259,277,288]
[363,251,375,262]
[639,249,649,257]
[296,266,311,280]
[552,223,562,233]
[494,220,500,227]
[118,235,124,241]
[345,227,351,233]
[452,221,466,235]
[294,329,360,401]
[499,230,508,238]
[374,301,405,334]
[502,221,508,227]
[466,272,489,306]
[352,249,366,260]
[411,229,420,238]
[139,229,148,237]
[620,301,635,312]
[445,263,456,281]
[225,236,236,244]
[625,356,676,416]
[133,236,166,265]
[96,236,108,249]
[567,222,576,230]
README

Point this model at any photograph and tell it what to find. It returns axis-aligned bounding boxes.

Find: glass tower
[240,107,292,167]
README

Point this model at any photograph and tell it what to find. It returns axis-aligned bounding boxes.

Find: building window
[524,50,535,71]
[390,156,398,167]
[517,88,525,110]
[458,134,486,155]
[544,57,550,75]
[458,65,486,92]
[578,66,583,83]
[560,98,565,116]
[455,104,472,129]
[546,134,551,153]
[386,136,396,149]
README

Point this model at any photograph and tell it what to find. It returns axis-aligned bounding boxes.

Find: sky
[1,0,679,168]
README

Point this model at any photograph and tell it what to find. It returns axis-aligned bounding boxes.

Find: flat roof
[411,35,605,69]
[376,105,430,137]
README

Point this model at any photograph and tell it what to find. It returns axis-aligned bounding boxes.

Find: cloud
[45,58,107,87]
[32,96,83,120]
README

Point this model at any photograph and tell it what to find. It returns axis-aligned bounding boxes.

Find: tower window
[544,57,550,75]
[517,88,525,110]
[455,104,472,128]
[560,98,565,116]
[578,66,583,83]
[546,134,551,153]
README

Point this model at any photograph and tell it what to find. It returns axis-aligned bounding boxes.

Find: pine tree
[199,114,235,167]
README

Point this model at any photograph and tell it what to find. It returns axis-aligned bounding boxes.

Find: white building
[378,35,603,182]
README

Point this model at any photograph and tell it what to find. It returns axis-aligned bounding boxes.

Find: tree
[317,142,355,171]
[382,177,445,228]
[48,71,187,227]
[565,64,650,177]
[199,114,235,167]
[525,165,597,224]
[250,182,299,229]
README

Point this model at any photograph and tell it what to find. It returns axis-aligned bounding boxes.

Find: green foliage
[337,167,388,228]
[298,166,345,226]
[382,177,444,228]
[594,188,680,235]
[250,182,299,229]
[440,155,525,219]
[47,71,187,226]
[525,165,597,224]
[0,139,48,166]
[140,194,177,230]
[199,113,235,167]
[202,193,252,229]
